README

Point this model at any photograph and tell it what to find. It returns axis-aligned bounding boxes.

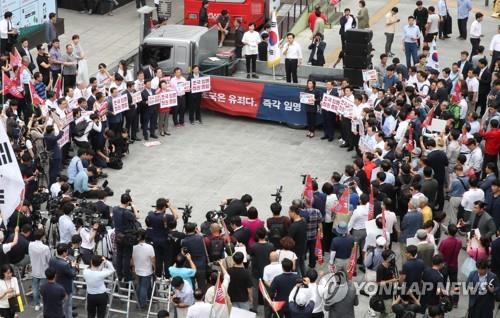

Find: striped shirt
[35,82,47,100]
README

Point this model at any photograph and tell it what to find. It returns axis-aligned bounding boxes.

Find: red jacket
[364,160,377,181]
[480,128,500,156]
[308,12,327,31]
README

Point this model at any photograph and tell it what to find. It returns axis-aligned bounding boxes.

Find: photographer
[308,33,326,67]
[181,223,207,290]
[168,252,196,287]
[49,243,78,318]
[43,124,64,185]
[288,277,315,317]
[145,198,179,278]
[220,194,253,221]
[73,165,106,199]
[73,113,102,150]
[74,218,99,265]
[19,152,39,202]
[112,192,140,282]
[466,259,499,318]
[392,292,421,318]
[203,223,227,263]
[67,148,94,185]
[50,175,69,198]
[58,202,77,244]
[83,255,115,318]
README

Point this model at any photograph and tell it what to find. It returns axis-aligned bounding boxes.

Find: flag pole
[1,69,4,109]
[272,65,275,80]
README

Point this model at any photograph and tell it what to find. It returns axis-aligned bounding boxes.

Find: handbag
[8,295,24,313]
[369,294,385,312]
[460,256,477,278]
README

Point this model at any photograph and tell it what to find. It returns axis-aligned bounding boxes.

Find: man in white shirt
[348,193,369,254]
[186,289,213,318]
[489,25,500,72]
[416,71,431,97]
[466,69,479,110]
[29,229,51,311]
[469,12,484,57]
[460,177,485,218]
[263,251,283,286]
[58,203,77,244]
[465,138,483,176]
[282,32,302,83]
[132,230,155,309]
[0,11,18,54]
[75,219,98,264]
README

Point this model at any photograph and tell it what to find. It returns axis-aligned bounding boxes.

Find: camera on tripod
[271,186,284,203]
[178,204,193,224]
[73,199,108,239]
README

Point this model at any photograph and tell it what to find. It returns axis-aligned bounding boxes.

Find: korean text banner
[1,0,57,29]
[201,77,322,126]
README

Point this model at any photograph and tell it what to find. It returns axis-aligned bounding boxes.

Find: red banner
[202,77,262,118]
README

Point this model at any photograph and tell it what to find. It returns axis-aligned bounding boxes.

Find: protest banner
[160,91,178,108]
[112,95,129,115]
[362,69,377,81]
[191,76,211,93]
[300,92,315,105]
[132,91,142,104]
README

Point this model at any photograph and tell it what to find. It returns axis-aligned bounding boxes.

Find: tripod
[46,216,59,249]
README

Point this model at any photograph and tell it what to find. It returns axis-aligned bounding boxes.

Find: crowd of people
[1,1,500,318]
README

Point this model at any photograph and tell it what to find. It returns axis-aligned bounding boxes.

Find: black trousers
[285,58,298,83]
[340,117,351,145]
[135,0,145,8]
[0,39,9,55]
[51,69,61,89]
[322,111,336,139]
[188,93,202,123]
[153,244,168,277]
[458,18,468,38]
[141,105,157,137]
[173,95,186,124]
[125,108,139,139]
[115,240,133,281]
[87,293,108,318]
[235,46,243,58]
[470,38,481,58]
[245,54,257,74]
[306,111,316,133]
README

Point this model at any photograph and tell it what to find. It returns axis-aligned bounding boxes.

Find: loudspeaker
[343,54,372,69]
[344,42,373,56]
[344,29,373,44]
[343,68,364,87]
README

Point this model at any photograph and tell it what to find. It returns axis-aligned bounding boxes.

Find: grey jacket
[468,211,497,238]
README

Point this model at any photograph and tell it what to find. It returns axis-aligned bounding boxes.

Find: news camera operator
[181,222,207,290]
[145,197,179,278]
[112,192,140,282]
[58,202,77,244]
[220,194,253,221]
[74,218,99,265]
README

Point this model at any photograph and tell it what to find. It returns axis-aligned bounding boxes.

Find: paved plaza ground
[20,0,500,316]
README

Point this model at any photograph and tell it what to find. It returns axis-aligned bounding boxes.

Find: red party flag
[347,242,358,280]
[452,80,462,104]
[53,74,63,98]
[406,126,415,152]
[368,188,375,220]
[259,279,286,313]
[303,174,314,204]
[209,273,230,318]
[314,232,324,264]
[29,81,44,107]
[9,47,22,68]
[2,71,23,99]
[381,207,388,241]
[332,188,349,214]
[421,104,436,128]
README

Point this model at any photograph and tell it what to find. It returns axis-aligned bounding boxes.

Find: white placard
[191,76,211,93]
[112,95,129,115]
[132,91,142,104]
[300,92,315,105]
[362,69,378,82]
[147,94,161,106]
[321,94,335,112]
[57,126,70,148]
[428,118,447,132]
[160,91,178,108]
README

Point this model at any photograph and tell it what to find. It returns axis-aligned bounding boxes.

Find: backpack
[209,237,226,261]
[74,120,90,138]
[269,221,285,242]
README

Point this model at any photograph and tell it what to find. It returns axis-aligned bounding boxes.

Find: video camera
[301,174,318,185]
[178,204,193,224]
[73,199,108,239]
[271,186,283,203]
[205,210,226,223]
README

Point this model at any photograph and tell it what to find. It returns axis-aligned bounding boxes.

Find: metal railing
[277,0,311,36]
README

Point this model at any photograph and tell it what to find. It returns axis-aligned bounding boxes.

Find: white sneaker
[34,305,40,311]
[368,308,377,317]
[338,138,344,143]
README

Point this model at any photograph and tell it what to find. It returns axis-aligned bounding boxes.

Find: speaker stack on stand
[343,29,374,87]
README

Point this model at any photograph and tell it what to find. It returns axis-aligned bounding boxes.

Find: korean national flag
[0,121,24,222]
